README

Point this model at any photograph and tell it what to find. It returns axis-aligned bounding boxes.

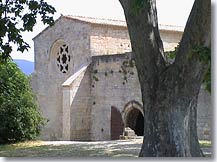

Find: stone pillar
[62,86,72,140]
[61,63,90,140]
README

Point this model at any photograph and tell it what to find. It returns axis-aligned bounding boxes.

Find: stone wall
[32,16,211,141]
[70,66,92,141]
[90,25,131,56]
[197,88,212,140]
[32,18,92,140]
[90,53,142,140]
[90,24,183,57]
[90,52,211,141]
[160,30,183,51]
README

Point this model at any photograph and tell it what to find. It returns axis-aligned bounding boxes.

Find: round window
[56,44,70,73]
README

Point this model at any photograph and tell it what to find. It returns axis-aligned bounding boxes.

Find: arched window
[51,40,71,74]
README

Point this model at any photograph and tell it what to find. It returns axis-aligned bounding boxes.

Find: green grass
[0,141,140,157]
[199,140,212,148]
[0,140,212,157]
[0,141,44,157]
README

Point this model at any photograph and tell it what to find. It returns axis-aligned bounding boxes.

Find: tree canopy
[0,0,56,62]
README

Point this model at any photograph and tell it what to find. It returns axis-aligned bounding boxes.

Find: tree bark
[189,95,204,157]
[119,0,210,157]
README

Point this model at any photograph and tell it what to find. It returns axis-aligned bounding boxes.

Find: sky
[10,0,195,62]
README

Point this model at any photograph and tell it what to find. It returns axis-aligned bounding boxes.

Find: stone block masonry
[31,15,211,141]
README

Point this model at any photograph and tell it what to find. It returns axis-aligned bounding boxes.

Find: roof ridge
[64,15,126,23]
[159,23,184,28]
[33,15,184,40]
[64,15,184,29]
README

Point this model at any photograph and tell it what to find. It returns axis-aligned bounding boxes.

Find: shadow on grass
[0,140,212,158]
[0,142,141,158]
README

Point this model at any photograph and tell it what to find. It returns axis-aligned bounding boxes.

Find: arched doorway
[123,101,144,136]
[110,106,124,140]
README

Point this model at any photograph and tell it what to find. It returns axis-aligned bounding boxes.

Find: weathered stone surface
[31,16,211,141]
[197,88,212,140]
[124,127,136,136]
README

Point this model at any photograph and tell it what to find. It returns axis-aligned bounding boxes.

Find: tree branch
[119,0,166,97]
[172,0,211,96]
[174,0,211,69]
[119,0,168,118]
[4,0,10,18]
[119,0,166,82]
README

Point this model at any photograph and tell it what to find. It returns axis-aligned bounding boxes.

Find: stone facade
[197,88,212,140]
[31,15,211,141]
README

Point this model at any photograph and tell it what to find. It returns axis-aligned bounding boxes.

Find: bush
[0,60,45,144]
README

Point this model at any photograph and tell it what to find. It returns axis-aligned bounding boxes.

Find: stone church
[31,15,211,141]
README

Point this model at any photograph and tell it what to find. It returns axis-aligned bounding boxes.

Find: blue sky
[11,0,195,62]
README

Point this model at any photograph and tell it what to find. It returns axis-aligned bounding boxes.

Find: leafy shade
[192,46,211,93]
[166,46,211,93]
[0,59,45,144]
[0,0,56,62]
[132,0,150,14]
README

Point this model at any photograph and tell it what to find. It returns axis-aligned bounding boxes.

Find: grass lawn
[199,140,212,148]
[0,140,141,157]
[0,140,212,157]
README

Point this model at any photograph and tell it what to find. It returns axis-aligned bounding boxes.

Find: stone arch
[50,39,71,74]
[122,101,144,136]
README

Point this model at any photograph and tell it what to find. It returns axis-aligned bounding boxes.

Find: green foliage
[199,140,212,148]
[129,59,135,68]
[191,46,211,93]
[192,46,211,64]
[166,45,211,93]
[203,65,211,93]
[120,58,135,84]
[166,51,176,60]
[165,44,179,65]
[93,75,99,82]
[165,45,179,60]
[122,58,135,68]
[133,0,150,15]
[0,0,56,62]
[0,60,46,144]
[93,69,98,74]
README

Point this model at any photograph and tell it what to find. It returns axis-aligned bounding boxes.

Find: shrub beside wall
[0,60,45,144]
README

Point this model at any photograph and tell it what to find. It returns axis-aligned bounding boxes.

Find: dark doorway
[125,108,144,136]
[135,112,144,135]
[111,106,124,140]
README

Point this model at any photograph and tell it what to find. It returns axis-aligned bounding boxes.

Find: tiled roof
[64,15,184,32]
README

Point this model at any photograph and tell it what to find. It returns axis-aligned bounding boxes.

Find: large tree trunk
[189,95,204,157]
[119,0,210,157]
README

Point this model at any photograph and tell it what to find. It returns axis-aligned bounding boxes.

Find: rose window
[56,44,70,73]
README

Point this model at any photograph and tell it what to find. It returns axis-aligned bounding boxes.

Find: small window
[56,44,70,74]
